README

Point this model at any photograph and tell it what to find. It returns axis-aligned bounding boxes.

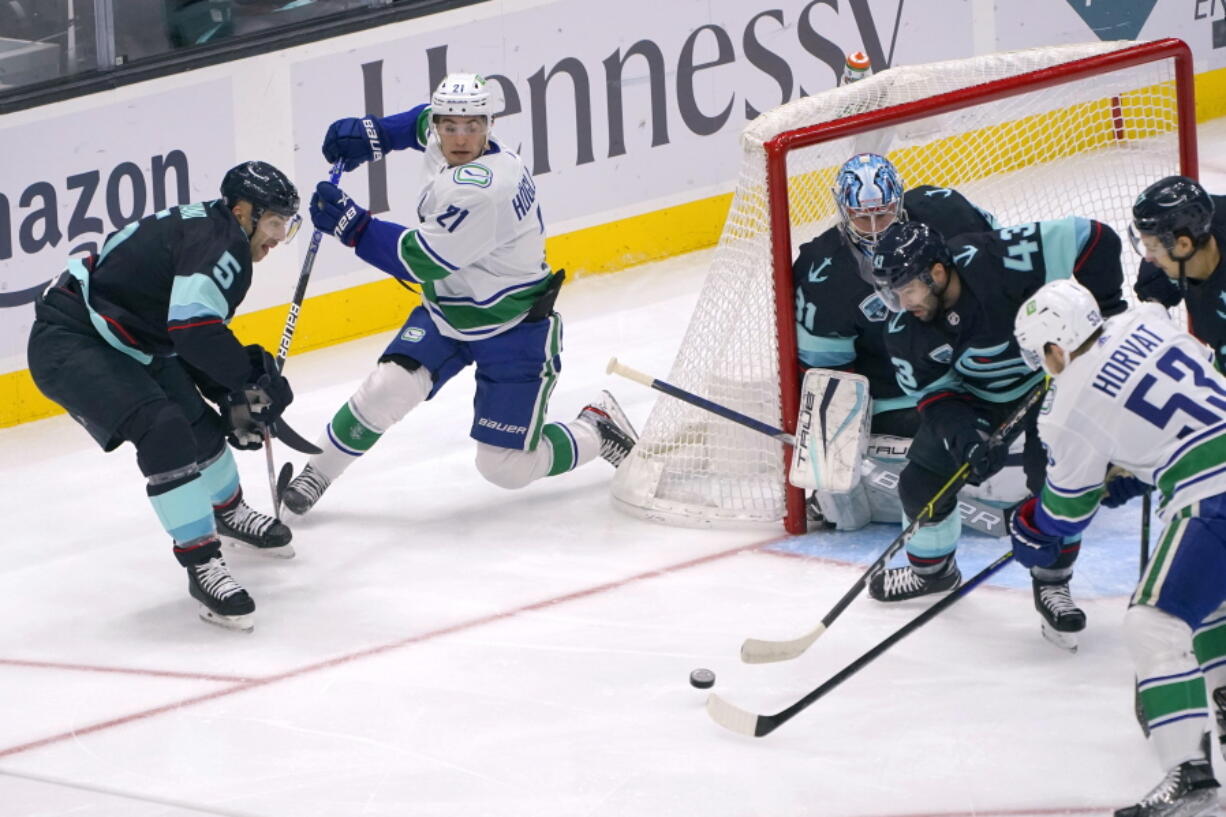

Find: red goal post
[612,38,1197,534]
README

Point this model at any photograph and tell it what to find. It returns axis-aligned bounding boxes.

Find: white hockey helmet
[431,73,493,122]
[1014,279,1104,374]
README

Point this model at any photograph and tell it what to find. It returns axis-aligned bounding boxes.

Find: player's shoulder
[794,228,855,280]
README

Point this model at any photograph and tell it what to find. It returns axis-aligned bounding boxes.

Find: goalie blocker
[792,368,1024,536]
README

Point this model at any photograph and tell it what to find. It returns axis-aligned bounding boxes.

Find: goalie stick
[707,549,1015,737]
[739,380,1047,664]
[264,160,344,518]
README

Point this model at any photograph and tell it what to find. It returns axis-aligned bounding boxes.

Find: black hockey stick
[264,160,345,517]
[739,380,1047,664]
[606,357,794,444]
[1134,488,1153,736]
[706,549,1015,737]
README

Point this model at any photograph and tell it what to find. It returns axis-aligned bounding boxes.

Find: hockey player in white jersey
[1010,279,1226,817]
[282,73,637,513]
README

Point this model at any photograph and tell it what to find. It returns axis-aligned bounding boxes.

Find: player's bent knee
[1124,604,1195,667]
[474,443,540,490]
[119,401,197,478]
[351,360,432,432]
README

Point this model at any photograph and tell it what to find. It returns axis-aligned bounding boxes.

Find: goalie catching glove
[224,346,294,450]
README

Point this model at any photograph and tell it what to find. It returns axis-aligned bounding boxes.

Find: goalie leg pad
[813,484,873,531]
[1125,604,1211,769]
[790,369,871,492]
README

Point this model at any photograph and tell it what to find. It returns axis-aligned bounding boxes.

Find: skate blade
[197,604,254,633]
[219,534,295,560]
[1041,622,1078,653]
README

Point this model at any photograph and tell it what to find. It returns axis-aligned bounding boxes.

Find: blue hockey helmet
[869,220,952,312]
[833,153,906,254]
[1130,175,1214,258]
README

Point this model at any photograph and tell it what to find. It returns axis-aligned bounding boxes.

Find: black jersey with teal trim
[78,200,255,391]
[792,185,996,412]
[1137,194,1226,362]
[884,218,1124,405]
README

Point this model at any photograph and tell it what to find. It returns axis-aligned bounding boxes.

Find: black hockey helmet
[869,220,952,311]
[1131,175,1214,251]
[220,161,300,218]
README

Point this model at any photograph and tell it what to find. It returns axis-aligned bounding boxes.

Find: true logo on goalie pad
[790,370,870,493]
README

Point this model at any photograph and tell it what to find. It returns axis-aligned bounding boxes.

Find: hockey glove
[1009,497,1062,569]
[1134,263,1183,308]
[1102,473,1149,508]
[311,182,371,247]
[934,412,1007,485]
[322,116,387,171]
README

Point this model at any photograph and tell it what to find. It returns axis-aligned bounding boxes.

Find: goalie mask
[1014,279,1103,375]
[833,153,906,257]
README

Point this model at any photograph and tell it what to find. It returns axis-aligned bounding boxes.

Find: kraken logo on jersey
[809,257,833,283]
[858,292,889,322]
[956,342,1034,392]
[929,344,953,364]
[953,244,977,266]
[1217,291,1226,321]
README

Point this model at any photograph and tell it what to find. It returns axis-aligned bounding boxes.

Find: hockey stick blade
[740,623,826,664]
[274,462,294,518]
[271,417,322,455]
[709,550,1015,738]
[738,381,1047,666]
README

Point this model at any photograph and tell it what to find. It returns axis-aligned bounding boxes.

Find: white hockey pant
[1125,604,1214,769]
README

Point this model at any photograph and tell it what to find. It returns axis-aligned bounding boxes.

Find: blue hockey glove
[1009,497,1062,568]
[1102,473,1149,508]
[310,182,371,247]
[1134,263,1182,308]
[322,116,387,171]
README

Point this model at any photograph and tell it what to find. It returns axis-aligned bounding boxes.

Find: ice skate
[868,561,961,602]
[1115,753,1220,817]
[1033,578,1085,652]
[805,493,836,531]
[1213,687,1226,761]
[215,497,294,558]
[579,390,638,467]
[281,464,332,516]
[187,554,255,632]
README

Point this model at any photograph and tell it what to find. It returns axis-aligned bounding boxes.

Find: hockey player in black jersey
[26,161,303,632]
[1131,175,1226,367]
[793,152,998,530]
[866,217,1127,648]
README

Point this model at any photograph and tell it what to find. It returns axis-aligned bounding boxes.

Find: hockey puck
[689,668,716,689]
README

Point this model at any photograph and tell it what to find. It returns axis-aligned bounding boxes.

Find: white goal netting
[611,39,1194,530]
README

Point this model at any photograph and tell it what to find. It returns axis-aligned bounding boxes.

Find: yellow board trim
[6,66,1226,429]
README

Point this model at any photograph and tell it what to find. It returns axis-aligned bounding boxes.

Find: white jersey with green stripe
[392,136,551,340]
[1036,303,1226,534]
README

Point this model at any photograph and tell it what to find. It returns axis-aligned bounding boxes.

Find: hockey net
[611,39,1196,533]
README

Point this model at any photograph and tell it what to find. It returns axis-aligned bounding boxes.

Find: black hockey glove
[322,116,387,171]
[223,346,294,450]
[1134,263,1183,308]
[923,396,1007,485]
